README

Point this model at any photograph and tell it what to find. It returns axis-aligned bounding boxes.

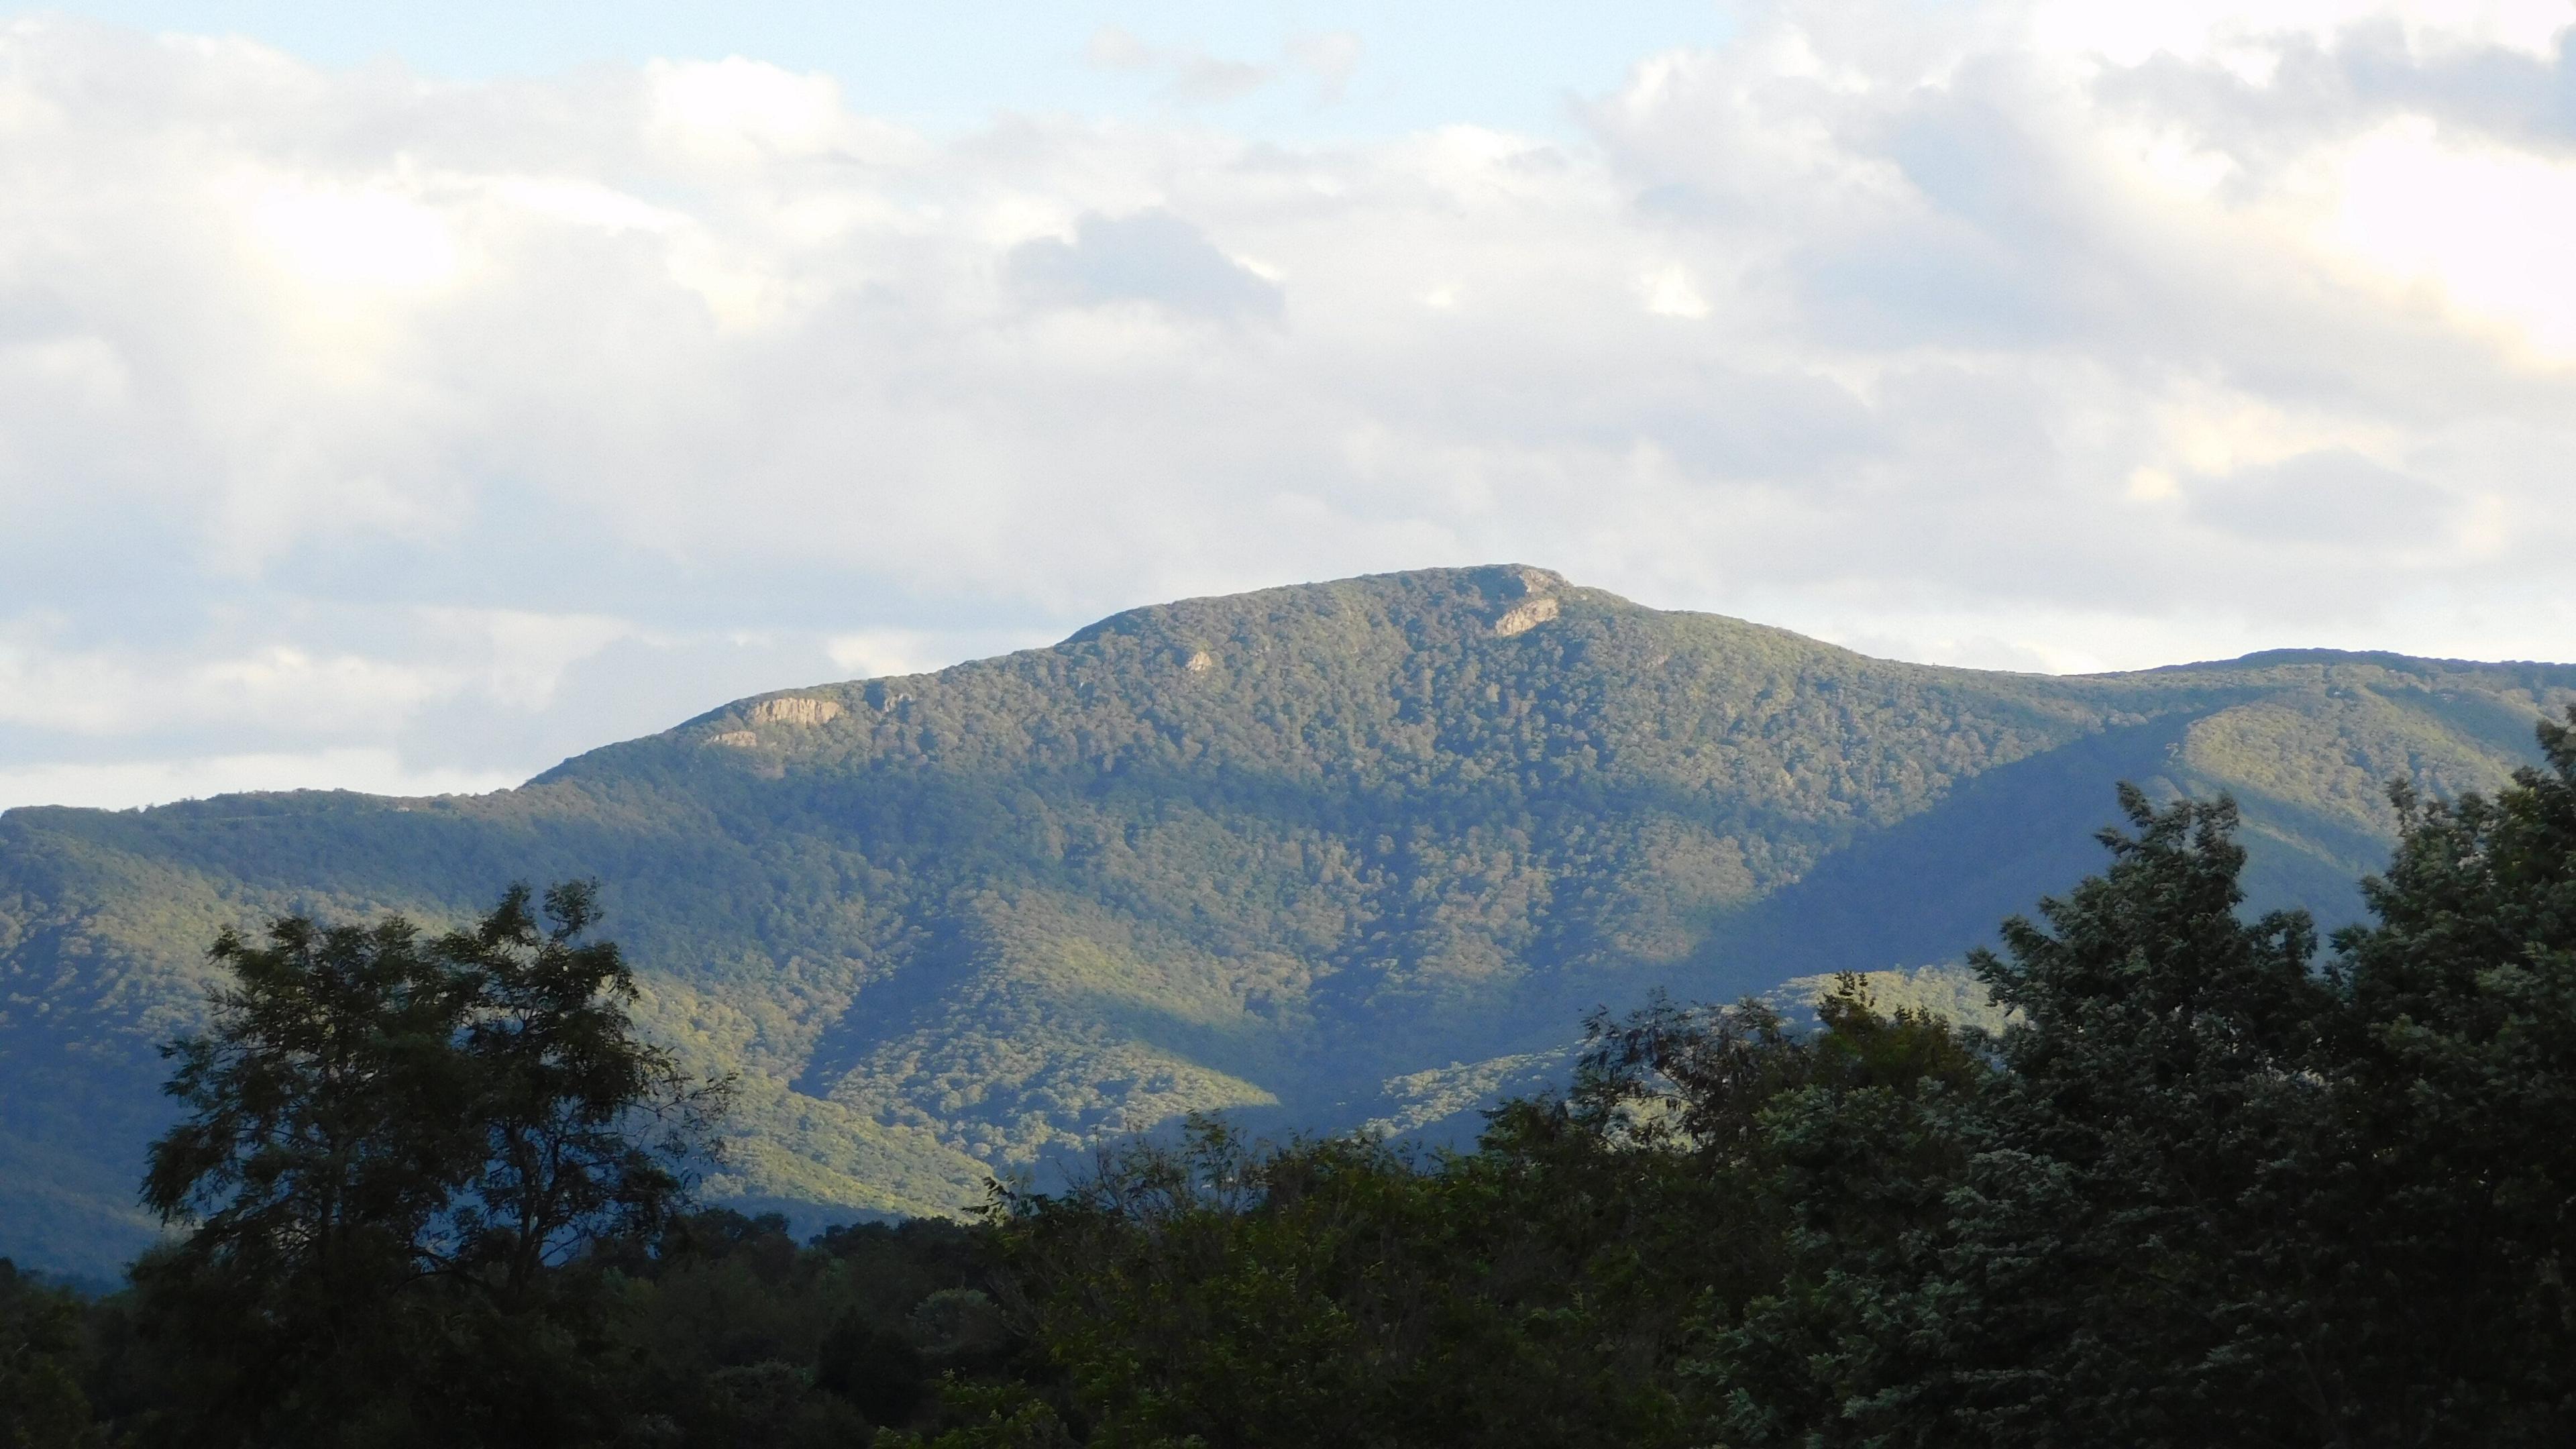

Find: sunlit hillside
[5,566,2568,1273]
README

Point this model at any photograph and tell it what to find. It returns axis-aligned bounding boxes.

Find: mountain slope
[5,566,2569,1273]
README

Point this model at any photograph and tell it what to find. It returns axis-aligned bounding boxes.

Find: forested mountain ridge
[5,565,2570,1273]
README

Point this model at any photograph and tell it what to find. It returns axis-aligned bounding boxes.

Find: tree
[134,912,479,1444]
[983,985,1980,1449]
[132,883,721,1448]
[2317,706,2576,1442]
[1660,983,1987,1447]
[443,882,711,1306]
[1852,789,2345,1446]
[0,1259,97,1449]
[1837,748,2576,1447]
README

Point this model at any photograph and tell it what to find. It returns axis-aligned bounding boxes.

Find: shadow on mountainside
[1638,712,2406,1010]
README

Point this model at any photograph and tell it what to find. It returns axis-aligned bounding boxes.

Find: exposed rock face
[1493,596,1560,637]
[704,730,761,749]
[1185,650,1216,673]
[749,696,843,727]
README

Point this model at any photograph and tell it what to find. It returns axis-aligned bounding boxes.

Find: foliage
[941,709,2576,1448]
[7,568,2572,1273]
[1840,715,2576,1446]
[963,974,1982,1449]
[2312,708,2576,1438]
[62,1205,1032,1448]
[119,885,720,1448]
[441,883,720,1301]
[591,1208,1033,1449]
[0,1260,96,1449]
[68,889,1040,1446]
[1839,790,2346,1445]
[27,706,2576,1444]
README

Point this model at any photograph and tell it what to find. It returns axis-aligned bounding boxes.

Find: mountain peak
[1059,563,1582,649]
[6,572,2571,1275]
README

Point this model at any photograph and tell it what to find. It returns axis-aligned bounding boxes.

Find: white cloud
[1079,24,1364,107]
[2031,0,2575,66]
[0,750,519,813]
[1083,25,1157,73]
[1008,210,1284,321]
[1640,263,1713,319]
[247,180,461,290]
[2,5,2575,809]
[645,56,847,159]
[2322,116,2576,359]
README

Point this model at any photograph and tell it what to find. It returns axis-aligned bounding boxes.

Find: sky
[1,0,2573,810]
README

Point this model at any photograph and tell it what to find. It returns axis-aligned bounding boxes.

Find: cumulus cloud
[1008,211,1284,321]
[1081,24,1360,107]
[2190,448,2457,545]
[1,3,2574,808]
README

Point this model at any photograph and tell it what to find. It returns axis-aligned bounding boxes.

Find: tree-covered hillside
[4,566,2569,1273]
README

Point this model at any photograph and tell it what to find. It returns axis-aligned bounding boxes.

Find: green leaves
[145,915,476,1281]
[129,883,720,1446]
[15,570,2566,1276]
[0,1260,97,1449]
[2308,708,2576,1441]
[1889,792,2347,1446]
[985,715,2576,1446]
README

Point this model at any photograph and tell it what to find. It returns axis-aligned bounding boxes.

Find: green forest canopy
[15,714,2576,1446]
[3,566,2571,1273]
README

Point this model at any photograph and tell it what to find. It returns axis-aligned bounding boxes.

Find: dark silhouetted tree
[131,883,721,1448]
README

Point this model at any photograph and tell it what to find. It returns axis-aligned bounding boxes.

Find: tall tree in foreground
[1875,789,2345,1447]
[1849,714,2576,1447]
[2321,706,2576,1441]
[130,883,722,1449]
[133,912,477,1444]
[445,883,710,1307]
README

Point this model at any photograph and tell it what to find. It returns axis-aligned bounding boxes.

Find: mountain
[4,566,2570,1274]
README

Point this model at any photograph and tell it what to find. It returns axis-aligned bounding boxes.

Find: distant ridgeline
[4,566,2570,1273]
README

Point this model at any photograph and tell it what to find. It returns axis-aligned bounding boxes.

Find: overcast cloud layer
[3,1,2575,810]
